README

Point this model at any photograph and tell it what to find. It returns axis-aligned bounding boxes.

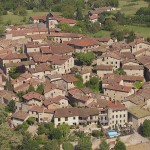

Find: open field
[88,30,111,38]
[127,142,150,150]
[119,0,148,16]
[117,25,150,38]
[1,10,61,25]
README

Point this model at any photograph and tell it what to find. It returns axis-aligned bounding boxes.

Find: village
[0,4,150,150]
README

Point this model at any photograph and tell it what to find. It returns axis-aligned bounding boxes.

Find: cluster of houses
[0,11,150,132]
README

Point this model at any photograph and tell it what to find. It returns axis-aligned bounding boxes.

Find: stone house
[107,101,128,129]
[22,92,45,106]
[43,96,68,110]
[128,106,150,130]
[96,65,113,79]
[11,111,29,126]
[54,107,99,127]
[103,85,134,101]
[68,37,100,53]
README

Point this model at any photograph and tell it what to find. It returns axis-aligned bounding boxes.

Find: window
[112,115,114,118]
[58,118,60,121]
[124,114,126,117]
[120,115,122,118]
[116,115,118,118]
[73,117,76,120]
[65,117,68,121]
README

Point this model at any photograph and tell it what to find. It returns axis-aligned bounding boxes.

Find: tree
[9,67,21,79]
[62,142,74,150]
[114,68,126,75]
[0,25,5,37]
[99,139,109,150]
[85,76,99,92]
[15,122,29,133]
[77,137,92,150]
[76,6,83,20]
[43,140,60,150]
[0,106,7,124]
[142,119,150,137]
[111,30,124,41]
[6,100,16,113]
[114,141,126,150]
[4,78,14,91]
[92,130,103,138]
[58,124,70,138]
[133,81,143,89]
[26,117,36,125]
[74,74,84,88]
[126,31,136,43]
[27,84,35,93]
[17,91,26,102]
[0,123,23,150]
[104,19,118,31]
[36,83,44,95]
[75,52,95,66]
[49,128,63,140]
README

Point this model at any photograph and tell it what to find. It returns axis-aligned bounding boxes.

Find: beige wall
[26,47,40,53]
[108,108,128,129]
[132,43,150,53]
[124,69,143,76]
[54,116,79,127]
[26,99,42,106]
[82,72,91,83]
[104,88,134,101]
[97,70,113,79]
[12,117,29,127]
[97,57,121,69]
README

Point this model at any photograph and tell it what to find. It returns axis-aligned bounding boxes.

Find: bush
[62,142,74,150]
[92,130,103,138]
[26,117,36,125]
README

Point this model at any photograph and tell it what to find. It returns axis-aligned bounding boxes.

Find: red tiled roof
[96,65,113,71]
[56,17,78,24]
[62,74,77,83]
[69,37,99,47]
[12,111,29,120]
[29,106,44,113]
[107,101,126,111]
[23,92,45,101]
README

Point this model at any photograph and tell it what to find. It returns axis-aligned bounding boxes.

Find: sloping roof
[23,92,45,101]
[108,101,126,111]
[54,107,99,118]
[96,65,113,71]
[128,106,150,118]
[12,111,29,120]
[62,74,77,83]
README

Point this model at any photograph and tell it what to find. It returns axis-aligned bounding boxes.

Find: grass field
[88,30,111,38]
[1,10,61,25]
[119,0,148,16]
[117,25,150,38]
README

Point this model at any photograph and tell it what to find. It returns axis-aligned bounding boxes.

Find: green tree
[62,142,74,150]
[74,74,84,88]
[114,68,126,75]
[77,137,92,150]
[0,123,23,150]
[142,119,150,137]
[15,122,29,133]
[36,83,44,95]
[49,128,63,140]
[0,106,7,124]
[104,19,118,31]
[76,6,83,20]
[43,140,60,150]
[75,52,95,66]
[17,91,26,102]
[26,117,36,125]
[99,139,109,150]
[9,67,20,79]
[4,78,14,91]
[27,84,35,93]
[6,100,16,113]
[133,81,143,89]
[92,130,103,138]
[85,76,99,92]
[114,141,126,150]
[126,31,136,43]
[58,124,70,137]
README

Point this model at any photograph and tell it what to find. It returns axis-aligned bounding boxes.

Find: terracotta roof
[136,55,150,66]
[23,92,45,101]
[29,106,44,113]
[97,37,111,42]
[49,32,83,38]
[107,101,126,111]
[56,17,78,24]
[43,82,57,94]
[27,34,49,40]
[1,53,27,60]
[30,16,46,21]
[105,84,132,93]
[123,65,144,70]
[43,96,68,106]
[54,107,99,118]
[12,111,29,120]
[89,14,97,20]
[62,74,77,83]
[69,37,99,47]
[96,65,113,71]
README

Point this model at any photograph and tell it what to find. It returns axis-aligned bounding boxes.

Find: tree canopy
[114,141,126,150]
[142,119,150,137]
